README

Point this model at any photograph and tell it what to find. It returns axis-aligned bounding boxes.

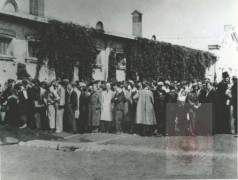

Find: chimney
[30,0,44,16]
[132,10,142,37]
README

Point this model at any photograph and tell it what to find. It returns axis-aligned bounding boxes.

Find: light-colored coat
[74,88,81,119]
[56,85,65,132]
[101,90,114,121]
[136,90,156,125]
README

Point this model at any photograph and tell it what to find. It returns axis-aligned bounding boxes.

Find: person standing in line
[73,81,81,133]
[204,81,217,135]
[112,82,126,134]
[5,79,17,126]
[14,82,29,129]
[100,82,114,133]
[64,83,78,134]
[165,85,178,135]
[231,76,237,134]
[136,84,156,136]
[122,82,133,133]
[39,81,47,130]
[30,79,45,130]
[53,80,65,133]
[0,82,10,125]
[135,83,157,136]
[88,82,102,133]
[79,83,90,133]
[129,81,138,134]
[216,72,231,134]
[154,82,166,136]
[44,83,59,132]
[186,83,201,135]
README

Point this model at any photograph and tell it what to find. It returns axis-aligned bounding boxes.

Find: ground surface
[0,125,237,180]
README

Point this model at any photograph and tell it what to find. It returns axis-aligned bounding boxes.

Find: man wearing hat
[216,71,231,134]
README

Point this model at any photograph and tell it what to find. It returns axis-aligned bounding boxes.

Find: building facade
[0,0,141,84]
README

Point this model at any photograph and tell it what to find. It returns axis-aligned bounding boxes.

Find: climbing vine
[37,20,102,81]
[107,49,117,82]
[125,38,217,81]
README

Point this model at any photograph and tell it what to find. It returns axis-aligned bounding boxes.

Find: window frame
[26,35,40,64]
[0,32,15,62]
[115,51,126,70]
[94,49,103,68]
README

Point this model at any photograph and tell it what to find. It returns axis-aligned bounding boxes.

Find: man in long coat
[88,83,102,133]
[64,83,78,133]
[186,83,201,135]
[54,80,65,133]
[100,82,114,133]
[112,82,126,134]
[204,81,217,135]
[216,72,231,134]
[165,85,178,135]
[153,82,166,135]
[79,83,90,133]
[136,86,157,136]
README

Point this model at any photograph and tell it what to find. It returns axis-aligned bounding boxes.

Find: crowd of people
[0,71,237,136]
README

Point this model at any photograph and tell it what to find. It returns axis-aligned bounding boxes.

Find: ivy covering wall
[125,38,217,81]
[37,20,101,81]
[37,20,216,82]
[107,49,117,82]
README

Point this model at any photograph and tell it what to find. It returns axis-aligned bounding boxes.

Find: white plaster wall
[73,67,79,82]
[215,32,238,82]
[0,60,17,85]
[10,39,27,63]
[116,70,125,81]
[92,68,104,81]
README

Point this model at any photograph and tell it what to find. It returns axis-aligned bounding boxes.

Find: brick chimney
[30,0,44,16]
[132,10,142,37]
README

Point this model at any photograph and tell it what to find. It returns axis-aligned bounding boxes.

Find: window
[95,50,102,66]
[3,0,18,12]
[96,21,104,31]
[30,0,38,15]
[28,41,39,58]
[116,52,126,69]
[0,37,11,55]
[30,0,44,16]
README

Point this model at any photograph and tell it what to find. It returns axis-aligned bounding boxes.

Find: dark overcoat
[88,91,102,126]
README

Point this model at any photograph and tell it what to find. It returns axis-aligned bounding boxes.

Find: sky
[2,0,238,49]
[43,0,238,38]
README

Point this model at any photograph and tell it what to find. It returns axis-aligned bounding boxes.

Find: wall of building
[206,29,238,82]
[0,14,128,84]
